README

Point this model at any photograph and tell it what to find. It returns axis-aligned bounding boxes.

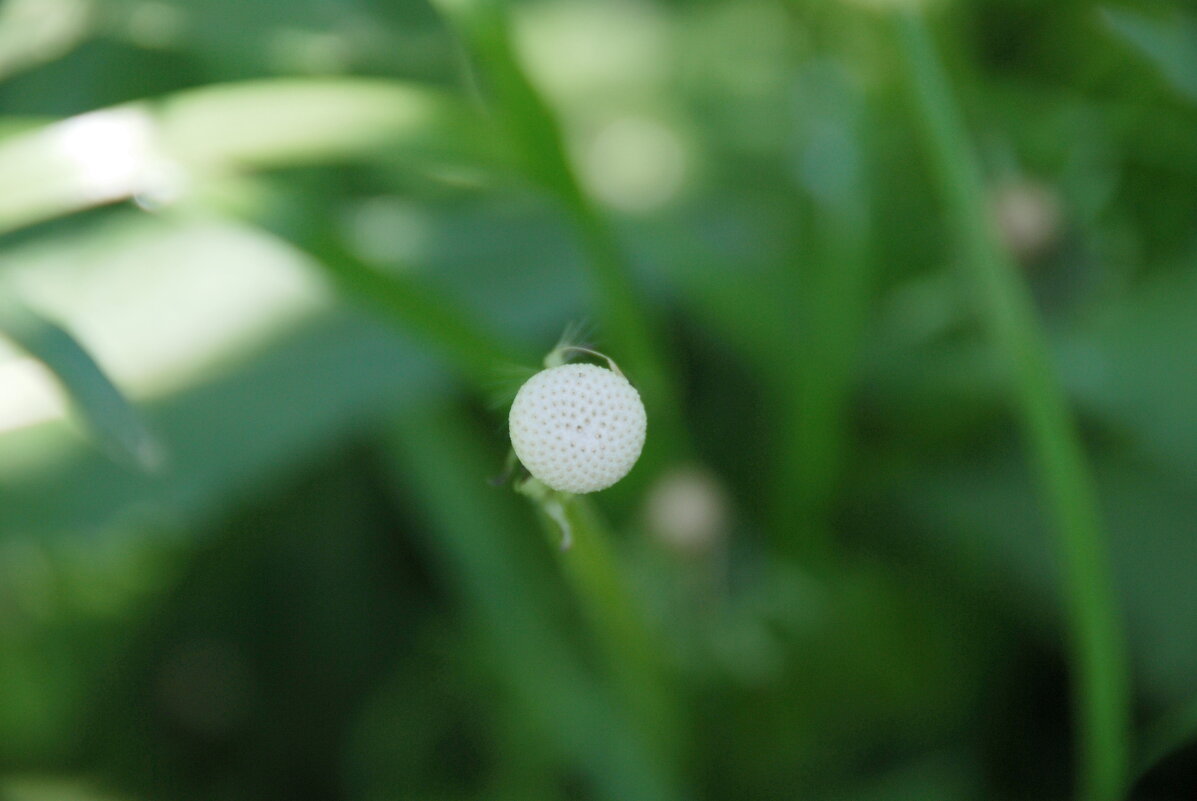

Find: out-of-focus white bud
[580,115,688,213]
[990,179,1063,264]
[645,466,729,555]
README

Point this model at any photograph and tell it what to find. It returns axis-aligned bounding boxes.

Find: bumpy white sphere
[509,363,647,494]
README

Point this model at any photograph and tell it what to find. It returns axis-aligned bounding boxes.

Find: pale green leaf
[0,293,162,471]
[0,79,494,236]
[1102,6,1197,103]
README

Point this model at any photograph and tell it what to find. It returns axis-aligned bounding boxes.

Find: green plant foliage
[3,1,1197,800]
[1102,6,1197,103]
[0,292,161,470]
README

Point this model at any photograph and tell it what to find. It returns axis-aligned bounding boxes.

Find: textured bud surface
[509,363,647,494]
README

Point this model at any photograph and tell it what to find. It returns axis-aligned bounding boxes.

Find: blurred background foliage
[1,0,1196,799]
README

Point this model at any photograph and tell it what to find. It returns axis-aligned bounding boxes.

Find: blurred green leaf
[0,776,125,801]
[875,445,1197,705]
[432,0,689,461]
[894,13,1129,799]
[383,401,685,801]
[1062,257,1197,483]
[251,192,536,390]
[0,0,93,83]
[824,753,980,801]
[2,0,1197,797]
[1102,6,1197,103]
[157,80,491,173]
[520,483,680,767]
[1137,691,1197,780]
[773,59,874,565]
[0,79,495,236]
[0,312,442,541]
[0,292,161,471]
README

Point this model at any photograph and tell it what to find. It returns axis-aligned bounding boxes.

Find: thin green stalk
[379,1,682,782]
[774,182,872,570]
[384,405,682,801]
[254,204,534,388]
[892,11,1130,801]
[0,290,162,470]
[279,134,683,780]
[521,481,680,766]
[432,0,686,459]
[770,61,874,569]
[564,200,687,459]
[311,237,531,385]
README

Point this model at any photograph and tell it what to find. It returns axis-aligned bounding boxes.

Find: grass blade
[0,292,162,470]
[251,202,536,391]
[383,402,683,801]
[519,480,681,768]
[308,237,533,389]
[1101,6,1197,104]
[773,61,874,568]
[431,0,687,458]
[891,11,1130,801]
[0,79,493,236]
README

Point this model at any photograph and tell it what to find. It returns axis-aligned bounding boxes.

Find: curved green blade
[0,292,162,471]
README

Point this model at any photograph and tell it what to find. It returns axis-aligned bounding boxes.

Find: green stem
[0,291,161,470]
[566,495,680,761]
[384,407,682,801]
[892,11,1130,801]
[773,190,871,571]
[519,480,680,767]
[312,237,531,385]
[255,202,534,388]
[565,201,686,457]
[433,0,687,459]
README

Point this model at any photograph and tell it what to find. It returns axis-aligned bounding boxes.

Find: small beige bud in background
[645,466,729,555]
[990,178,1063,264]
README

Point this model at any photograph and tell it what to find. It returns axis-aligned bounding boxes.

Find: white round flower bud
[509,363,647,494]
